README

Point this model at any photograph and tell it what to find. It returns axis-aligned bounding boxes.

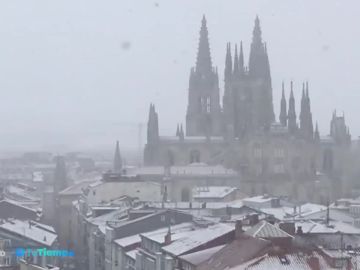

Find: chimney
[235,220,243,238]
[164,227,171,245]
[307,256,320,270]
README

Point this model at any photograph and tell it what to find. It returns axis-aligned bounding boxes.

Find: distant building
[143,15,353,202]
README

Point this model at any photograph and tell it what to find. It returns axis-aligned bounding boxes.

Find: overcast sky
[0,0,359,153]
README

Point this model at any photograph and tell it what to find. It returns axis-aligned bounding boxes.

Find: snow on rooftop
[234,251,338,270]
[59,180,96,195]
[245,221,293,239]
[179,244,226,266]
[193,186,237,199]
[147,200,244,210]
[260,207,295,221]
[162,223,234,256]
[0,219,57,246]
[243,195,274,203]
[126,249,137,260]
[114,234,141,248]
[141,222,194,244]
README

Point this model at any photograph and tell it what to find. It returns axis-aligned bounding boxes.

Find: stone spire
[288,81,297,134]
[224,43,232,81]
[239,41,244,74]
[300,82,313,139]
[300,83,307,130]
[147,103,159,144]
[113,140,122,173]
[279,82,287,127]
[314,122,320,142]
[179,124,185,141]
[186,16,222,136]
[249,16,265,78]
[233,44,240,76]
[195,15,212,76]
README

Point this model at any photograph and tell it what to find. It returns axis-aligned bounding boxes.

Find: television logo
[0,250,6,257]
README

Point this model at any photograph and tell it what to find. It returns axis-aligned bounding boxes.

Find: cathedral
[143,16,352,201]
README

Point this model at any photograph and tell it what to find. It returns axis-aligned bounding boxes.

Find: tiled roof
[244,221,293,239]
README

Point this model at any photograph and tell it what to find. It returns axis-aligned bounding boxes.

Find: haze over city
[0,0,359,153]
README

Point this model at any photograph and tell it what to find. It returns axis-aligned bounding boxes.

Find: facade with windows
[143,16,352,202]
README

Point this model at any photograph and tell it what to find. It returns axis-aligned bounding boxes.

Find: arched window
[190,150,201,163]
[206,97,211,113]
[181,187,191,202]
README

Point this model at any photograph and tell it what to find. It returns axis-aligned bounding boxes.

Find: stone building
[143,16,353,201]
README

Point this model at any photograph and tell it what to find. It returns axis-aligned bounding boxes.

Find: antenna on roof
[326,199,330,226]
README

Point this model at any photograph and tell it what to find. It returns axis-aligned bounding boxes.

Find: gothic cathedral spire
[288,82,297,134]
[113,140,122,173]
[280,82,287,127]
[186,15,222,137]
[195,15,212,76]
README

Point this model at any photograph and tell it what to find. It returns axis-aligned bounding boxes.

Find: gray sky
[0,0,359,152]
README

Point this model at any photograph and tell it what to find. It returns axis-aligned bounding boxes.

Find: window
[206,97,211,113]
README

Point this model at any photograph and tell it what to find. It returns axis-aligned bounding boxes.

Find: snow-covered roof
[0,219,57,246]
[162,223,234,256]
[141,222,194,244]
[300,208,353,223]
[59,180,96,195]
[233,251,338,270]
[114,234,141,248]
[179,244,225,266]
[147,200,244,210]
[5,185,40,202]
[193,186,238,199]
[259,207,295,221]
[125,249,137,260]
[0,199,40,213]
[244,221,293,239]
[87,208,129,227]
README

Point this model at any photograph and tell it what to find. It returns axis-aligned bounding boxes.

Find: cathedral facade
[143,16,352,201]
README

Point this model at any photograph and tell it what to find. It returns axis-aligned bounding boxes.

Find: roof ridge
[254,221,267,236]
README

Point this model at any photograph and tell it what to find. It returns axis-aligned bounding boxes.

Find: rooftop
[0,219,57,246]
[244,221,293,239]
[179,244,225,266]
[162,223,234,256]
[193,186,238,199]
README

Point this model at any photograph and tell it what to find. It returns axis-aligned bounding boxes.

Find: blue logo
[15,248,74,257]
[16,248,25,257]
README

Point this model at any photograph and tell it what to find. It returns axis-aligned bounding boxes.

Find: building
[143,15,353,202]
[0,219,58,269]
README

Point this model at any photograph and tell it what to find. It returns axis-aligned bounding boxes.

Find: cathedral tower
[113,140,122,173]
[186,16,222,136]
[248,16,275,130]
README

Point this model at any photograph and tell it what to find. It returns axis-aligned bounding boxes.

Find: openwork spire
[280,82,287,127]
[288,82,297,134]
[113,140,122,173]
[195,15,212,75]
[225,43,232,80]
